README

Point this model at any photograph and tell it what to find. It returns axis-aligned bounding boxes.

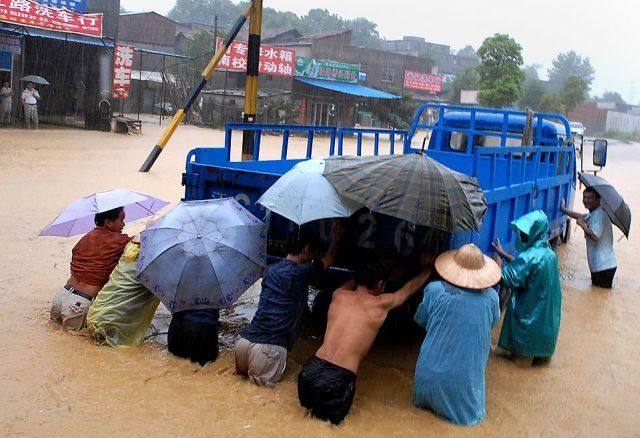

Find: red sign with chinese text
[216,38,295,77]
[403,69,442,93]
[0,0,103,38]
[112,44,134,99]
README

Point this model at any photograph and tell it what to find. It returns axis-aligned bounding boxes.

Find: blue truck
[183,104,577,266]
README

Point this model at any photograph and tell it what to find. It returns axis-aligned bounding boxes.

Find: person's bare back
[316,262,432,374]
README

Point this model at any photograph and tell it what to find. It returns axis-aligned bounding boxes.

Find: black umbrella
[323,153,487,232]
[578,172,631,238]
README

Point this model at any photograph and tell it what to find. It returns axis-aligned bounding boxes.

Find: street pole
[139,1,255,172]
[159,54,166,126]
[241,0,262,161]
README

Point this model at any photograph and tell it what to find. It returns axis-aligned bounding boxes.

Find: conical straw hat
[434,244,502,290]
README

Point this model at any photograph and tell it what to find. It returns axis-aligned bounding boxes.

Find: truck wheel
[561,219,572,243]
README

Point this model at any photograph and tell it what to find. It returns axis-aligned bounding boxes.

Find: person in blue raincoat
[492,210,562,365]
[413,244,502,426]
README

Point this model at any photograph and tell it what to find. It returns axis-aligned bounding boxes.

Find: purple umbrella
[40,189,169,237]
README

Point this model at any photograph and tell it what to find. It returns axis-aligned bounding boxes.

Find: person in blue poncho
[492,210,562,366]
[413,244,502,426]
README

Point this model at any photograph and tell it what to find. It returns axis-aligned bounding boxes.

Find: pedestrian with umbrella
[43,189,168,331]
[21,81,41,130]
[137,198,267,366]
[561,173,631,288]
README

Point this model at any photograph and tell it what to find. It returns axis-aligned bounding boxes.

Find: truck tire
[561,218,572,243]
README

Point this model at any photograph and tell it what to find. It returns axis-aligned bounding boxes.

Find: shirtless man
[297,256,433,425]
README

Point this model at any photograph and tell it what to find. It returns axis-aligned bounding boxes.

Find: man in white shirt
[1,81,13,125]
[21,82,40,130]
[562,187,617,288]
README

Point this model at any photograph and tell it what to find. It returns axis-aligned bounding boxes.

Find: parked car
[570,121,585,138]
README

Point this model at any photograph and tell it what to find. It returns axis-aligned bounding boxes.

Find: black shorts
[297,356,356,425]
[167,317,219,366]
[591,267,617,289]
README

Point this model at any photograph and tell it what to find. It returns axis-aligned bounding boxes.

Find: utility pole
[241,0,263,161]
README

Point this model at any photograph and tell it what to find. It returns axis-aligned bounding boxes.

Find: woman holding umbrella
[50,207,130,331]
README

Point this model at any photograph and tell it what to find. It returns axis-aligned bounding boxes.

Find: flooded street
[0,124,638,437]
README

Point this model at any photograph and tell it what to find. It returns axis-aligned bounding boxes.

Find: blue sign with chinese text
[36,0,86,13]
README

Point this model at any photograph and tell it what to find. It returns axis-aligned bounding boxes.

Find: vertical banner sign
[215,38,295,77]
[112,44,135,99]
[403,69,443,93]
[0,0,102,37]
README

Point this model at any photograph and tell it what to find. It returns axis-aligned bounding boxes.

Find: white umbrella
[257,158,363,225]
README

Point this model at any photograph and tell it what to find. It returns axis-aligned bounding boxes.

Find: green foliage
[181,30,218,72]
[448,67,479,103]
[456,45,478,59]
[169,2,382,49]
[559,75,588,114]
[168,0,242,28]
[520,78,547,110]
[360,89,416,130]
[260,96,300,124]
[523,64,541,81]
[598,91,626,104]
[547,51,595,92]
[476,34,524,108]
[603,130,640,143]
[538,92,565,114]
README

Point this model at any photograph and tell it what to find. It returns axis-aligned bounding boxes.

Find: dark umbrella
[323,153,487,232]
[578,172,631,238]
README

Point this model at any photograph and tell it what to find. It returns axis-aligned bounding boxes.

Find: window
[381,66,395,83]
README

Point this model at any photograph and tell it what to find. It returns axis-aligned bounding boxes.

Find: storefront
[0,0,118,128]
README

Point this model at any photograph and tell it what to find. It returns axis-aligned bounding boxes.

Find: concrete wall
[86,0,120,39]
[606,111,640,133]
[119,13,177,47]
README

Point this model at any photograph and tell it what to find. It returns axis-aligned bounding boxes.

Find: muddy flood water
[0,123,638,437]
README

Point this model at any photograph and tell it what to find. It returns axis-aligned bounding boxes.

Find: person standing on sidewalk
[21,82,40,129]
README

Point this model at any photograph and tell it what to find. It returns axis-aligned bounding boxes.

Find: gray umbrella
[578,172,631,238]
[323,153,487,232]
[137,198,267,313]
[21,75,49,85]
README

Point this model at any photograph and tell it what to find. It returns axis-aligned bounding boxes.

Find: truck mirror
[593,139,608,167]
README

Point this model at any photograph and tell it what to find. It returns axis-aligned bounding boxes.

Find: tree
[180,30,219,73]
[547,51,595,92]
[168,0,241,27]
[598,91,626,104]
[520,78,547,110]
[523,64,542,82]
[456,45,478,59]
[559,75,588,114]
[348,17,381,49]
[449,67,479,103]
[476,33,525,108]
[538,92,564,114]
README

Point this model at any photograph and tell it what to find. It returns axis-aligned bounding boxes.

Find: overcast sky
[122,0,640,104]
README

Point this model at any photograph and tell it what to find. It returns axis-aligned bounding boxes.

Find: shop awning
[0,26,113,48]
[295,77,400,99]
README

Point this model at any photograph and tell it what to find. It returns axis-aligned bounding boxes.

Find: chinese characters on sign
[215,38,295,77]
[403,69,443,93]
[36,0,86,13]
[294,57,359,84]
[0,0,102,38]
[112,44,135,99]
[0,35,21,53]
